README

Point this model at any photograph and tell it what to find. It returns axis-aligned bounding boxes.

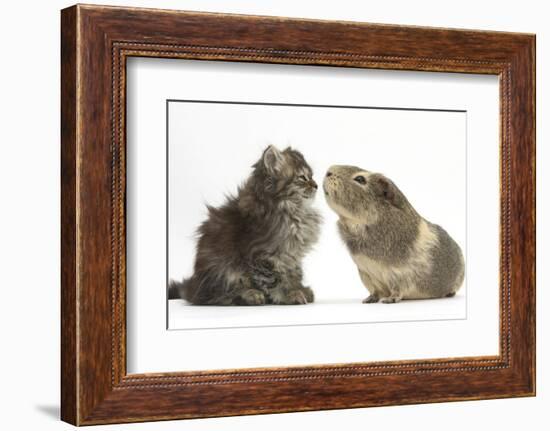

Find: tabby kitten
[169,145,321,305]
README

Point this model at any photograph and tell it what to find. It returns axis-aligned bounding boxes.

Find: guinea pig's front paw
[379,296,403,304]
[362,295,379,304]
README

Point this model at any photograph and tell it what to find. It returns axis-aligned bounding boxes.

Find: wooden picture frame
[61,4,535,425]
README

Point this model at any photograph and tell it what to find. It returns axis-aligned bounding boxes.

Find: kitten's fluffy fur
[169,145,322,305]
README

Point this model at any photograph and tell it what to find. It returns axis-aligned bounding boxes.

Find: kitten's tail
[168,278,193,300]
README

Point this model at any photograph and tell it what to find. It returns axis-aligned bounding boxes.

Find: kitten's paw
[285,289,309,305]
[300,286,315,303]
[239,289,266,305]
[379,296,402,304]
[362,295,379,304]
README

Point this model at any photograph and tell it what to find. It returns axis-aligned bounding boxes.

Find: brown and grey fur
[169,145,321,305]
[323,165,464,304]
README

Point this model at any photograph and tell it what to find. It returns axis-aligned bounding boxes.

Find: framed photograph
[61,4,535,425]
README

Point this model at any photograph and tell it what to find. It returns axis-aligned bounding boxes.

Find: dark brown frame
[61,4,536,426]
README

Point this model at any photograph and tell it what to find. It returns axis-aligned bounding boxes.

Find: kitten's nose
[310,180,318,189]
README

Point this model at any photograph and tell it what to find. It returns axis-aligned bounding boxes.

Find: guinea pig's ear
[375,177,399,207]
[262,145,286,175]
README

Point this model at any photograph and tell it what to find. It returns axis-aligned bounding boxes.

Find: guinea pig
[323,165,464,304]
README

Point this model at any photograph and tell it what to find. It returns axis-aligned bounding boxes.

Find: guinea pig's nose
[326,171,333,177]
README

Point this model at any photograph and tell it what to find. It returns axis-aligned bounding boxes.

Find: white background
[0,0,547,430]
[127,60,499,373]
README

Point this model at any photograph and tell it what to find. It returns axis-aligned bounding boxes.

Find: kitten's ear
[262,145,285,175]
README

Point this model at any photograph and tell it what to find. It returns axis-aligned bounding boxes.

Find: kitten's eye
[354,175,366,185]
[299,175,308,181]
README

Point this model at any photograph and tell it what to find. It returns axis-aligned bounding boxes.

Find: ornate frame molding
[61,5,535,425]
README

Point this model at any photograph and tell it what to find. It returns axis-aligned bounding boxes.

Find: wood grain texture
[60,5,78,425]
[60,4,536,425]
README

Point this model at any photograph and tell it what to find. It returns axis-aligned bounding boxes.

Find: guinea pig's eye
[354,175,366,185]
